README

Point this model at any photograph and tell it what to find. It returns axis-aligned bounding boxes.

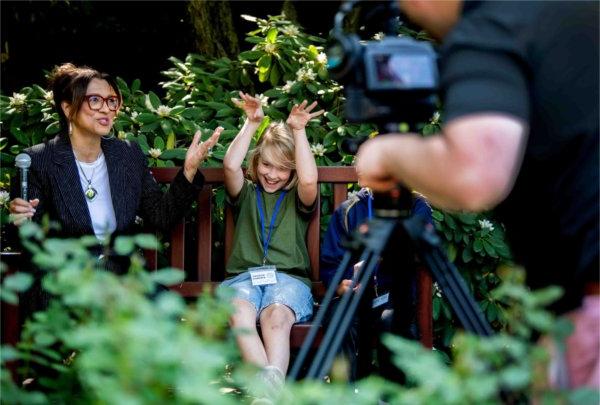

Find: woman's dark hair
[48,63,122,133]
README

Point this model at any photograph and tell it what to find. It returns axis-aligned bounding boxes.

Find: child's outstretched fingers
[310,109,325,119]
[231,91,248,108]
[305,101,318,112]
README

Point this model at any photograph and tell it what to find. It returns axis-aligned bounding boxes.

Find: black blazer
[25,133,204,238]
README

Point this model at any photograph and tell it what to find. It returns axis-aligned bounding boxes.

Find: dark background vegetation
[1,0,342,95]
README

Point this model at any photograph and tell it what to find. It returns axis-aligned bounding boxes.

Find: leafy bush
[1,222,243,404]
[2,223,596,404]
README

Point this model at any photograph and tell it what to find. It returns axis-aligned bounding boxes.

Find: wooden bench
[147,166,433,349]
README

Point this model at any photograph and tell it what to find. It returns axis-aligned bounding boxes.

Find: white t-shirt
[76,153,117,241]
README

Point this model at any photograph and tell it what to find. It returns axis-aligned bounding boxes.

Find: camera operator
[355,0,598,389]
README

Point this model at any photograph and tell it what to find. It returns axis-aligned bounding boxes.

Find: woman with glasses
[9,63,222,272]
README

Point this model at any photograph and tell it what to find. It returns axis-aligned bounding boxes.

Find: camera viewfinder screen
[374,53,435,88]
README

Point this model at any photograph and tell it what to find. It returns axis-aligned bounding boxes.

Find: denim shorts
[219,272,314,323]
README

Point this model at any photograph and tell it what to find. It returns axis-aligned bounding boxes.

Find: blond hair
[247,121,298,190]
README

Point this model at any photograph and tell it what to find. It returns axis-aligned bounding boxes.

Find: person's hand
[337,279,354,296]
[286,100,324,131]
[336,268,362,296]
[183,127,223,183]
[354,137,398,192]
[231,92,264,123]
[8,198,39,226]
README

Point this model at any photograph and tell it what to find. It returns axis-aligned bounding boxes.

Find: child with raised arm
[221,92,323,391]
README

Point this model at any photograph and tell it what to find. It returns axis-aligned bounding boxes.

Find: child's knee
[231,299,258,327]
[261,304,295,328]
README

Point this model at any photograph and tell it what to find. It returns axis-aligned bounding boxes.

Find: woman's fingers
[190,130,202,150]
[205,127,223,148]
[197,127,223,157]
[9,198,34,214]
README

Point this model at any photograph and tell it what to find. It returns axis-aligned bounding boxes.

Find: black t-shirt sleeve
[441,47,530,124]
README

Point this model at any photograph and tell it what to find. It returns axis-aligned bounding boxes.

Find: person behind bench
[320,184,432,382]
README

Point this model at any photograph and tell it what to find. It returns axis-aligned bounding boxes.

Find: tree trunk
[187,0,239,59]
[281,0,298,24]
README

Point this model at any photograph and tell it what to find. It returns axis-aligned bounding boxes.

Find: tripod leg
[313,254,379,379]
[288,251,355,380]
[306,250,377,379]
[403,216,493,336]
[425,249,493,336]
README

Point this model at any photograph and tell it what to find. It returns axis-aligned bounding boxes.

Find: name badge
[372,293,389,309]
[249,266,277,286]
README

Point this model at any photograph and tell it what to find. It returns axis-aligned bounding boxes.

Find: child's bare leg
[259,303,296,374]
[231,298,268,367]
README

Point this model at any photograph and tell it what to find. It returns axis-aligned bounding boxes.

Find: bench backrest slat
[197,188,213,282]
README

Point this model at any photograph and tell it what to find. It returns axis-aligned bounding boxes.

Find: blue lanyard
[367,191,373,220]
[256,186,287,265]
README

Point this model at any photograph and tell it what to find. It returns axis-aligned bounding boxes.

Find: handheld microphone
[15,153,31,201]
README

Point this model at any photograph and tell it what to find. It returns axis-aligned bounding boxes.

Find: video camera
[326,0,439,127]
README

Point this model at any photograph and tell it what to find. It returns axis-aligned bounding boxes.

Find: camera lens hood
[326,32,362,82]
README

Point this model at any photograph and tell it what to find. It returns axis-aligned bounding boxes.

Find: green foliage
[0,262,33,304]
[432,210,513,346]
[1,222,242,404]
[2,224,595,404]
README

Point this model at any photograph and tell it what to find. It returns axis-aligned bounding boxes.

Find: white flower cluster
[256,93,269,107]
[296,67,316,82]
[281,25,300,37]
[479,219,495,232]
[264,43,277,55]
[149,148,162,158]
[316,52,327,65]
[373,32,385,41]
[43,90,54,104]
[118,131,127,140]
[131,111,139,120]
[0,190,10,206]
[282,80,295,93]
[310,143,326,157]
[156,105,172,117]
[433,282,443,298]
[9,92,26,108]
[431,111,441,124]
[42,112,53,122]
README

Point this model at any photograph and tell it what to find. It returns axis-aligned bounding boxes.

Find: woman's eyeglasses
[85,94,120,111]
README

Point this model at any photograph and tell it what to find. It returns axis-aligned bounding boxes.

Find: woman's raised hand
[231,92,264,123]
[183,126,223,183]
[9,198,39,226]
[286,100,324,131]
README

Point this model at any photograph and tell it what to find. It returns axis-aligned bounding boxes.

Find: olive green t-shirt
[225,180,314,288]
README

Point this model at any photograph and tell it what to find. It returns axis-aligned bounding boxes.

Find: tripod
[289,186,493,381]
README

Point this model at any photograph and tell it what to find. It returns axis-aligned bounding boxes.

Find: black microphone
[15,153,31,201]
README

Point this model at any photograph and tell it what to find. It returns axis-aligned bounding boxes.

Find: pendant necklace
[76,153,101,202]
